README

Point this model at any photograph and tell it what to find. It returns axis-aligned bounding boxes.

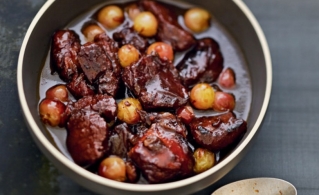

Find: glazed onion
[147,42,174,61]
[97,5,124,29]
[184,8,211,33]
[98,156,127,182]
[133,11,158,37]
[190,83,215,110]
[193,148,215,173]
[82,24,105,42]
[117,98,142,124]
[118,44,140,67]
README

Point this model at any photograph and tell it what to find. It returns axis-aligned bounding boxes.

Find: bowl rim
[17,0,272,192]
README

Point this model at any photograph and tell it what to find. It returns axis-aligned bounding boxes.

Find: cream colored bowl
[17,0,272,194]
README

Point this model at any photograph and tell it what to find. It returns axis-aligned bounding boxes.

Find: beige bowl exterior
[17,0,272,194]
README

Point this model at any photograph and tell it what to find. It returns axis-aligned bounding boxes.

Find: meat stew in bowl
[38,0,251,184]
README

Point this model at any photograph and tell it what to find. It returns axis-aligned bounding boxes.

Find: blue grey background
[0,0,318,194]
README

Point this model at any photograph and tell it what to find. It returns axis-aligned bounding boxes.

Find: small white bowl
[212,178,297,195]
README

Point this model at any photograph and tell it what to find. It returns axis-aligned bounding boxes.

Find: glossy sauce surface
[38,0,252,179]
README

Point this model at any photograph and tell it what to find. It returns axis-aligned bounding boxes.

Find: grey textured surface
[0,0,318,194]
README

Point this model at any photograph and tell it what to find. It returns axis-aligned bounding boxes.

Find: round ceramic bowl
[17,0,272,194]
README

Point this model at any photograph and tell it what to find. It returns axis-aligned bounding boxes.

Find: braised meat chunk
[64,94,117,123]
[94,33,122,96]
[140,0,196,51]
[108,123,135,158]
[128,112,194,183]
[51,30,81,82]
[66,110,109,167]
[189,112,247,152]
[78,42,112,84]
[176,37,224,87]
[122,54,189,110]
[65,94,117,167]
[66,73,95,100]
[76,33,121,96]
[94,33,121,76]
[95,72,120,97]
[113,24,149,52]
[150,112,188,138]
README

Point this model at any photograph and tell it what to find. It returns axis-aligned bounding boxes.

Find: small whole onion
[218,67,236,89]
[133,11,158,37]
[97,5,125,29]
[212,91,236,111]
[118,44,140,67]
[98,156,127,182]
[117,98,142,124]
[82,24,105,42]
[39,98,66,127]
[190,83,215,110]
[147,42,174,61]
[45,84,69,102]
[193,148,215,174]
[184,8,211,33]
[125,3,141,20]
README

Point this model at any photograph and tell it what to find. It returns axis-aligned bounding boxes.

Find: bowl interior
[18,0,271,194]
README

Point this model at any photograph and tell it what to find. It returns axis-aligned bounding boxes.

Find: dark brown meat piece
[140,0,195,51]
[189,112,247,152]
[64,94,117,167]
[66,110,108,167]
[66,73,95,99]
[122,54,189,110]
[176,37,224,87]
[95,72,120,97]
[108,123,135,158]
[94,33,122,96]
[78,42,112,84]
[125,160,140,183]
[64,94,117,123]
[76,33,122,96]
[94,33,121,76]
[113,24,149,52]
[51,30,81,82]
[149,112,188,138]
[128,112,194,183]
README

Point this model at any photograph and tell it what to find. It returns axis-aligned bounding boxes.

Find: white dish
[212,178,297,195]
